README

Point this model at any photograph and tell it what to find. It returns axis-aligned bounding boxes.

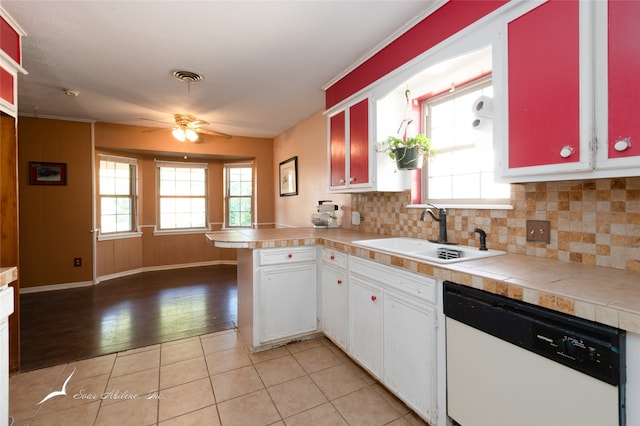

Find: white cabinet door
[627,332,640,426]
[257,262,317,344]
[384,290,437,424]
[321,264,347,349]
[348,276,383,378]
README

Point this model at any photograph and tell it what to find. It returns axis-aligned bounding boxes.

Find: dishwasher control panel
[443,281,625,387]
[532,324,621,385]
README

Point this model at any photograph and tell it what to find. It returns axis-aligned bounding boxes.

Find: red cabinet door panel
[508,0,580,168]
[0,16,21,65]
[608,0,640,159]
[330,111,346,187]
[0,67,14,105]
[349,99,369,185]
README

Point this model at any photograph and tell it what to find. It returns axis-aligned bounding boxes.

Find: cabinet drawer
[322,248,347,268]
[349,256,436,304]
[258,246,317,266]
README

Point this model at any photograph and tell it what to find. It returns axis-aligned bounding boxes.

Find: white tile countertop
[0,267,17,291]
[206,228,640,334]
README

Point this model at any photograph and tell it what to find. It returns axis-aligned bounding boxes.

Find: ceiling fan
[141,114,232,142]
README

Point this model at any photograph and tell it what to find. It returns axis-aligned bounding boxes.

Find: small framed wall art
[279,156,298,196]
[29,162,67,185]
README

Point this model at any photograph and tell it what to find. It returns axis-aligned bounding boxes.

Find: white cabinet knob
[614,138,631,152]
[560,146,574,158]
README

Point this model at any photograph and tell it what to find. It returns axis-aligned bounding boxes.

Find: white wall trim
[19,260,238,293]
[20,280,95,294]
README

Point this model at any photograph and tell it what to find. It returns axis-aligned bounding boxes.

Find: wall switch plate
[526,220,551,243]
[74,257,82,267]
[352,211,361,225]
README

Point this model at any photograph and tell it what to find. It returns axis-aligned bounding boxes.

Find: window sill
[152,227,212,236]
[97,231,143,241]
[407,203,513,210]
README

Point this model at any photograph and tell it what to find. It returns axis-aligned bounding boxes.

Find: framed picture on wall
[279,156,298,196]
[29,162,67,185]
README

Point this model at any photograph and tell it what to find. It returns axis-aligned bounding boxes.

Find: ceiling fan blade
[140,117,175,126]
[197,128,232,139]
[142,127,171,133]
[189,119,209,128]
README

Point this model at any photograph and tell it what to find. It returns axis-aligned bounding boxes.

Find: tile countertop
[206,228,640,335]
[0,267,18,291]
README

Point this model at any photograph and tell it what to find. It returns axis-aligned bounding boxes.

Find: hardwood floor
[19,264,237,371]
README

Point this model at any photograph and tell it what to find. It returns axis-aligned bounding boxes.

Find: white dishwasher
[443,281,625,426]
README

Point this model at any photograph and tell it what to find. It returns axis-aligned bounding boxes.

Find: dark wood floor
[20,264,237,371]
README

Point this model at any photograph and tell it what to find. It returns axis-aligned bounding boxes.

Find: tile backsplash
[350,177,640,272]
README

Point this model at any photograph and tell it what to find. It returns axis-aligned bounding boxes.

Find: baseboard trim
[20,280,95,294]
[20,260,238,294]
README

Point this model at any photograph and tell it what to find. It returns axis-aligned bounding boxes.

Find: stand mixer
[311,200,339,228]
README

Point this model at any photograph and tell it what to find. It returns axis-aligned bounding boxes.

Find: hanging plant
[377,134,433,170]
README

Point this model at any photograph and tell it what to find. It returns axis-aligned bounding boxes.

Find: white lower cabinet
[345,255,440,425]
[258,262,317,344]
[321,248,348,349]
[348,276,384,378]
[238,246,318,352]
[627,332,640,426]
[383,290,437,424]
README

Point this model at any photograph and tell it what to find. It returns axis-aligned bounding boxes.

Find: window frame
[155,160,210,234]
[97,154,140,241]
[224,163,254,229]
[420,76,511,206]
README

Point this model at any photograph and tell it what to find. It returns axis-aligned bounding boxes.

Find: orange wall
[18,118,276,287]
[18,117,93,288]
[94,123,275,278]
[273,111,351,228]
[95,122,275,226]
[94,151,239,277]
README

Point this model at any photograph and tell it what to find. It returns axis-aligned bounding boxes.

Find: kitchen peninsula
[207,228,640,334]
[207,228,640,425]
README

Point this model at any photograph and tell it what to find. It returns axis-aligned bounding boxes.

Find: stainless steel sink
[351,237,505,264]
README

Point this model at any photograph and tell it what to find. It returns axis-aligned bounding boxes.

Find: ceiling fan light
[185,128,199,142]
[172,128,186,142]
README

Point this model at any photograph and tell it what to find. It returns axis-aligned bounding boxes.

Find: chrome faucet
[420,203,448,243]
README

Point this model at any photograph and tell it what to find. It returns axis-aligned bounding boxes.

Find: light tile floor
[9,330,428,426]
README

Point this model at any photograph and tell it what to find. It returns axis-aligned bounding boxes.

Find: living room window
[421,77,510,204]
[225,164,253,228]
[99,155,137,235]
[156,161,208,231]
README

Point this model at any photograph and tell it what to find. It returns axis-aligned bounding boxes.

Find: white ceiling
[1,1,435,138]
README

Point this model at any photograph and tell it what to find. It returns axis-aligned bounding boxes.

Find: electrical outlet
[74,257,82,267]
[526,220,551,243]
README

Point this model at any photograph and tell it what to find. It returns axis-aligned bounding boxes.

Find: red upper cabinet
[327,95,407,193]
[500,0,594,180]
[348,99,369,186]
[507,0,581,169]
[0,8,27,117]
[328,96,371,191]
[329,111,347,187]
[606,0,640,159]
[498,0,640,182]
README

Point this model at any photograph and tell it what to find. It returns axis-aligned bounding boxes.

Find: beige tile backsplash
[350,177,640,272]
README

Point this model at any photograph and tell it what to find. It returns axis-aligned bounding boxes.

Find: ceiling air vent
[171,70,204,84]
